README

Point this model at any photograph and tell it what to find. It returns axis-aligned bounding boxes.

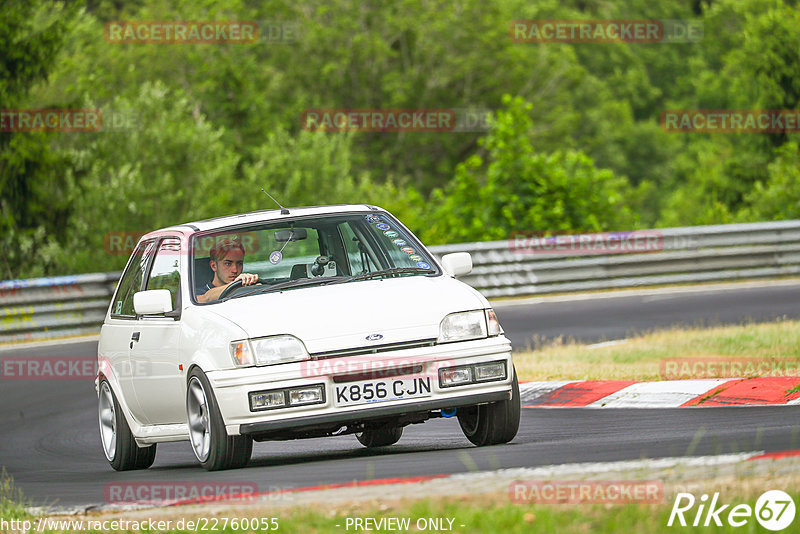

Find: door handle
[130,331,140,349]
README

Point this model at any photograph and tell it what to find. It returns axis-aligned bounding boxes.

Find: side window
[111,240,155,318]
[145,238,182,312]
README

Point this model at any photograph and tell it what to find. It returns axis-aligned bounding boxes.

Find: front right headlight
[438,310,487,343]
[230,335,310,367]
[251,335,309,366]
[486,309,503,336]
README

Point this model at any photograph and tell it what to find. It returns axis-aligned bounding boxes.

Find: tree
[741,142,800,221]
[53,82,239,273]
[424,95,635,244]
[0,0,76,279]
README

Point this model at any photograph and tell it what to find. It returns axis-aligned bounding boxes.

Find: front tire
[356,426,403,447]
[187,369,253,471]
[98,380,157,471]
[457,367,520,446]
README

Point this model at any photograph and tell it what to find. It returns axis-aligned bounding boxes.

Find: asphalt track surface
[2,282,800,508]
[495,281,800,349]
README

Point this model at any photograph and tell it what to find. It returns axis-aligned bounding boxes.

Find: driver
[197,238,259,302]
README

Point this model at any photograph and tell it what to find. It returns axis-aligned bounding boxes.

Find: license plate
[334,376,432,407]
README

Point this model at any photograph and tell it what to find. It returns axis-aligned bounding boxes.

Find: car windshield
[191,212,439,302]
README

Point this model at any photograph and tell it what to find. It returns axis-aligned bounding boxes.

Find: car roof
[143,204,382,237]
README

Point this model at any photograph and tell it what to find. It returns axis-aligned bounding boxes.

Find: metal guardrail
[430,220,800,298]
[2,221,799,343]
[0,273,120,344]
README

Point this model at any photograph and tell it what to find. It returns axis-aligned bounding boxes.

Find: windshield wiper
[221,268,435,301]
[223,276,350,301]
[335,267,436,283]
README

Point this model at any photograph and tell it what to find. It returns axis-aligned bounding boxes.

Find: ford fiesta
[96,205,519,471]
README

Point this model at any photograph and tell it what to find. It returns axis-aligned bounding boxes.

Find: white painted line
[449,451,765,481]
[588,379,735,408]
[586,339,628,349]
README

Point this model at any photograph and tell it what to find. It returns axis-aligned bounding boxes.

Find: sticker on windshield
[401,247,415,254]
[376,223,390,231]
[392,239,407,246]
[409,254,422,261]
[416,261,431,269]
[269,251,283,265]
[383,230,398,238]
[365,215,382,223]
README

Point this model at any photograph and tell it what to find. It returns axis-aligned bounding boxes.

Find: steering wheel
[219,277,262,299]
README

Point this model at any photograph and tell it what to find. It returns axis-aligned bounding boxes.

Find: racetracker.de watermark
[509,230,664,255]
[1,108,142,132]
[1,356,96,380]
[1,109,101,132]
[660,358,800,380]
[104,231,260,256]
[300,355,456,380]
[661,109,800,133]
[104,482,259,505]
[104,21,259,44]
[510,20,703,43]
[509,480,664,504]
[301,108,491,132]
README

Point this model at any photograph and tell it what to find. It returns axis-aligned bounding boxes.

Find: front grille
[311,339,437,360]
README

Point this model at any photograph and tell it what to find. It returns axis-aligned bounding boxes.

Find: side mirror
[441,252,472,277]
[133,289,173,315]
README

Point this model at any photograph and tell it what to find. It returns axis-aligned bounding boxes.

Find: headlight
[438,310,487,343]
[252,335,309,366]
[230,335,309,367]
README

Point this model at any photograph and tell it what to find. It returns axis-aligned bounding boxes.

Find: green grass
[512,319,800,381]
[12,492,800,533]
[0,470,31,522]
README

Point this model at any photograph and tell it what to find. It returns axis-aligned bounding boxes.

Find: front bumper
[239,390,510,436]
[207,336,513,436]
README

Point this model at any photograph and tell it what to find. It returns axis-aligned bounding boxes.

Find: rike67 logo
[668,490,796,531]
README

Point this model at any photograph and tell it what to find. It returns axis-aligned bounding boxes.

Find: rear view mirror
[275,228,308,242]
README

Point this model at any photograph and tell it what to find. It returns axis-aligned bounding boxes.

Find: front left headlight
[438,310,487,343]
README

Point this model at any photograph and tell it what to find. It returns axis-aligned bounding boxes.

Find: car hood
[204,276,486,354]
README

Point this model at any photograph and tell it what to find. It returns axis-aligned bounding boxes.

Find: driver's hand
[235,273,259,286]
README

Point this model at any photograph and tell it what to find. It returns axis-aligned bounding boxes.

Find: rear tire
[98,380,157,471]
[457,367,520,446]
[187,369,253,471]
[356,426,403,447]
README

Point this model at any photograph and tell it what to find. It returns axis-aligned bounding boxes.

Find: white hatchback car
[97,205,519,471]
